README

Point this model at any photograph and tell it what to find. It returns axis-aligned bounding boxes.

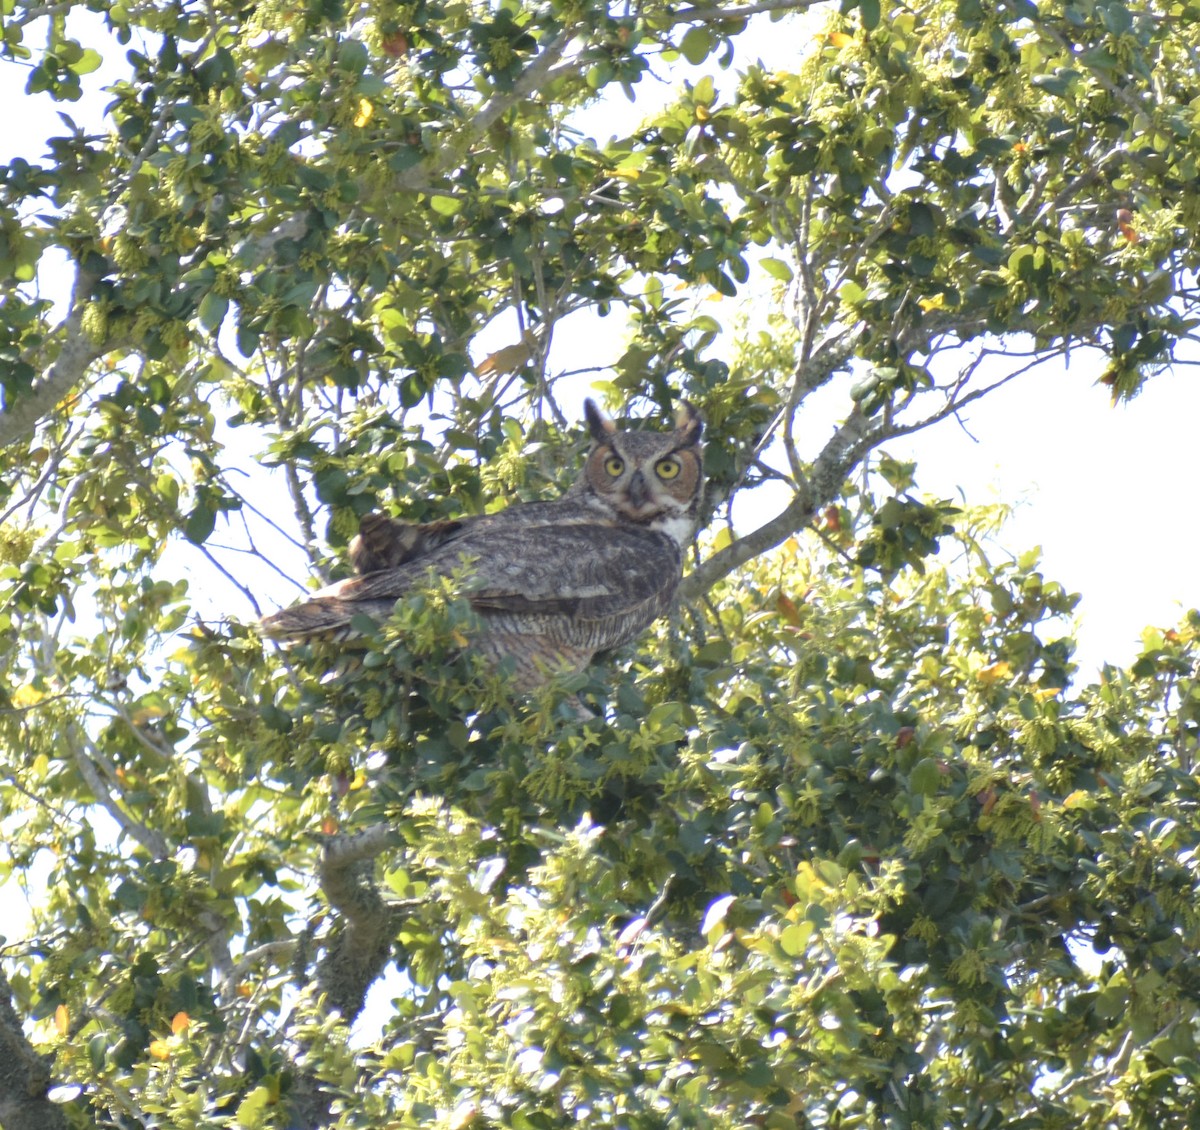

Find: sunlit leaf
[68,48,103,75]
[977,661,1013,684]
[761,257,794,283]
[429,194,462,215]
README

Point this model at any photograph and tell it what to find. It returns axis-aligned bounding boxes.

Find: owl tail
[259,591,395,640]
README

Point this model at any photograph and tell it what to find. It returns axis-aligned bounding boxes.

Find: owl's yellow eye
[603,455,625,477]
[655,456,682,480]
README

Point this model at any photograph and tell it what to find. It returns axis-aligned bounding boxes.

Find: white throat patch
[650,512,696,546]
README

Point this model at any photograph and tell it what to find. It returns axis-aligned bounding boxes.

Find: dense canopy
[2,0,1199,1126]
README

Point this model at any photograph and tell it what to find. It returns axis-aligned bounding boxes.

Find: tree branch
[0,966,68,1130]
[71,726,170,860]
[669,0,828,22]
[680,406,875,600]
[316,823,401,1020]
[275,823,405,1130]
[13,0,76,25]
[1,267,108,453]
[395,25,579,194]
[250,20,583,273]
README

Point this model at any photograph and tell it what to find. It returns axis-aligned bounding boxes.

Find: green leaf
[236,323,260,357]
[910,757,942,796]
[760,257,794,282]
[1007,245,1036,278]
[679,27,713,65]
[839,279,867,305]
[68,47,103,74]
[780,920,814,956]
[259,703,293,733]
[198,291,229,334]
[184,502,217,545]
[235,1086,272,1129]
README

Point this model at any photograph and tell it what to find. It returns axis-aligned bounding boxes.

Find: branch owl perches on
[261,399,704,692]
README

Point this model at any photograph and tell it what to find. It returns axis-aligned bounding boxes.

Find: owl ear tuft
[584,398,617,442]
[674,400,703,446]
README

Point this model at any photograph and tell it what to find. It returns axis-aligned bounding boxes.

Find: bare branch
[245,25,579,276]
[1029,146,1130,228]
[393,25,580,191]
[1,267,113,453]
[71,725,170,860]
[222,940,299,992]
[681,405,874,600]
[242,214,311,268]
[670,0,828,22]
[322,823,399,872]
[883,346,1069,444]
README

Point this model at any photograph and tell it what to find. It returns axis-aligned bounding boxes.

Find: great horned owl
[261,400,704,694]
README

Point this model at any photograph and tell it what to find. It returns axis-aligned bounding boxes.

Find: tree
[2,0,1200,1125]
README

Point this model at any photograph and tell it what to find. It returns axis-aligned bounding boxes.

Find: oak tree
[2,0,1199,1126]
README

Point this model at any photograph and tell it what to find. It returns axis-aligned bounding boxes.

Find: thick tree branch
[680,406,875,600]
[280,824,404,1130]
[0,966,69,1130]
[245,28,578,269]
[261,26,579,252]
[1,267,107,453]
[70,726,170,859]
[385,26,583,202]
[682,330,1079,601]
[316,823,401,1020]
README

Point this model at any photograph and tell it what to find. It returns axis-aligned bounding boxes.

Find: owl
[260,400,704,696]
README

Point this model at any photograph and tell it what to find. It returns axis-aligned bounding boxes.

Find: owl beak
[627,470,650,509]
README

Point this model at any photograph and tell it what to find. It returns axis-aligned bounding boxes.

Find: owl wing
[261,522,682,646]
[349,513,466,574]
[463,524,683,650]
[262,511,504,636]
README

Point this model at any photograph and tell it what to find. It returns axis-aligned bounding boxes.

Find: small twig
[195,536,266,616]
[616,875,675,952]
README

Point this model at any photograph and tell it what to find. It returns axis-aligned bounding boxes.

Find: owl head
[577,398,704,543]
